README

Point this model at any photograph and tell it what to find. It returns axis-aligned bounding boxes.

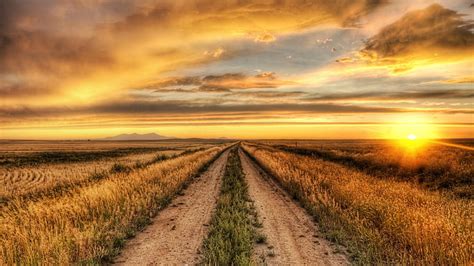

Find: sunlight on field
[243,142,474,264]
[399,133,427,154]
[430,140,474,151]
[385,116,442,156]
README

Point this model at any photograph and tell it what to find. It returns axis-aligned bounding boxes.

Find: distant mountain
[100,133,171,141]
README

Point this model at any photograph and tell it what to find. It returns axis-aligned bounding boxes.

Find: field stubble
[0,150,182,201]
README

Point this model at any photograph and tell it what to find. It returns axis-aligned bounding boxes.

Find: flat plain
[0,139,472,265]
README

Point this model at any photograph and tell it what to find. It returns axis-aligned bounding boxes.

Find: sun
[386,115,440,141]
[407,134,417,141]
[384,116,438,152]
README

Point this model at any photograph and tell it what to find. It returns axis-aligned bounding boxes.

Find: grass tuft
[202,148,260,265]
[110,163,132,173]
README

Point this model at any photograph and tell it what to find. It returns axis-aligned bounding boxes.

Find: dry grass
[262,140,473,197]
[202,147,258,265]
[0,140,218,153]
[0,150,182,201]
[242,143,473,264]
[0,146,226,264]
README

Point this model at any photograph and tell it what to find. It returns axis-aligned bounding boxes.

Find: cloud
[202,73,246,83]
[253,32,276,43]
[4,0,473,139]
[335,57,355,63]
[357,4,474,71]
[227,91,306,98]
[94,101,406,115]
[0,32,118,103]
[437,76,474,84]
[305,89,474,102]
[0,81,50,98]
[0,0,118,97]
[4,94,473,124]
[148,72,295,92]
[111,0,387,33]
[0,31,114,76]
[0,0,387,103]
[0,100,407,120]
[201,72,295,90]
[149,76,202,89]
[204,48,226,58]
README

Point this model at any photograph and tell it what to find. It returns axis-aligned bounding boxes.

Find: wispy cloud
[437,76,474,84]
[252,32,277,43]
[226,91,306,99]
[4,98,474,124]
[146,72,295,93]
[305,89,474,102]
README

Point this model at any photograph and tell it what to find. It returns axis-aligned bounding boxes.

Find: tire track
[239,149,349,265]
[114,149,230,265]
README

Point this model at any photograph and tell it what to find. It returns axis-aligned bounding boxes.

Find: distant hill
[100,133,171,141]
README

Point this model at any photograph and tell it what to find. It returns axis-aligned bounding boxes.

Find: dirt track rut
[114,150,229,265]
[239,149,349,265]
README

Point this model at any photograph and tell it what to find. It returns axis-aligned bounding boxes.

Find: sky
[0,0,473,139]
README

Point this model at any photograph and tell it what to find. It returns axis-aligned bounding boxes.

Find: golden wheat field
[242,141,474,264]
[0,150,182,200]
[0,139,473,264]
[0,140,219,201]
[0,140,230,264]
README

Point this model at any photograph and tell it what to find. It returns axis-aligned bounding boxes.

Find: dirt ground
[239,149,349,265]
[113,148,348,265]
[113,150,229,265]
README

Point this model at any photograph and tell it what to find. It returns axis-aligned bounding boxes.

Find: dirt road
[239,150,349,265]
[114,150,229,265]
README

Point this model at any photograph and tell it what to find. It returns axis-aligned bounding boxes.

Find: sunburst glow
[407,134,417,141]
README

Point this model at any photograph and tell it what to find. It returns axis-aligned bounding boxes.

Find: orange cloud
[357,4,474,72]
[253,32,276,43]
[147,72,296,92]
[438,76,474,84]
[0,0,387,107]
[305,89,474,103]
